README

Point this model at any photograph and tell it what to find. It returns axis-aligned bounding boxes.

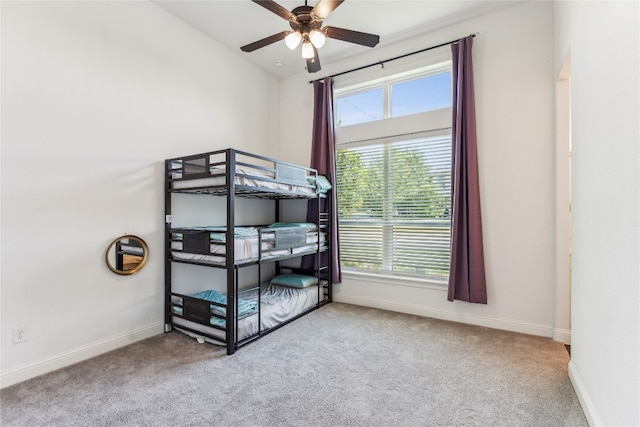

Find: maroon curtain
[304,77,341,283]
[448,36,487,303]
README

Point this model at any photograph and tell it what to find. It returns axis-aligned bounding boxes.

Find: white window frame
[334,59,453,287]
[335,61,452,126]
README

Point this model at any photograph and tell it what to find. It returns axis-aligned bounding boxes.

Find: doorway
[554,53,572,345]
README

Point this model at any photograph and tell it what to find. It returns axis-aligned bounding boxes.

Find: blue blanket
[190,289,258,320]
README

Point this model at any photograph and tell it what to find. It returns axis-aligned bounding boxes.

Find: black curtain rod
[309,33,477,84]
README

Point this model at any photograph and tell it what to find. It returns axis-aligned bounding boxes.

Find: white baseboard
[334,294,553,338]
[0,322,165,389]
[552,327,572,344]
[568,361,602,427]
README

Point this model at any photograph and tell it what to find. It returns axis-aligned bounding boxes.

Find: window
[336,88,383,126]
[335,61,452,282]
[391,73,452,117]
[335,63,452,126]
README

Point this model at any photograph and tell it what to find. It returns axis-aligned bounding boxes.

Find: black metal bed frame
[164,148,332,355]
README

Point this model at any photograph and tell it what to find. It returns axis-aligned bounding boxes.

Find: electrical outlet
[12,328,28,344]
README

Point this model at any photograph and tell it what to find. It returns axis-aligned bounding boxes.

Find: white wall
[0,1,279,387]
[554,53,572,345]
[280,2,558,337]
[554,1,640,426]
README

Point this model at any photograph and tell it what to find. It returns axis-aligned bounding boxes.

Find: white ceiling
[155,0,523,78]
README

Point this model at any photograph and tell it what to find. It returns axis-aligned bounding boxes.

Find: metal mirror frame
[105,235,149,276]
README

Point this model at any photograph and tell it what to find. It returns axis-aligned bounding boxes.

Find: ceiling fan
[240,0,380,73]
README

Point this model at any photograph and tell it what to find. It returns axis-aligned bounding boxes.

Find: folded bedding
[172,306,227,328]
[191,289,258,319]
[172,289,258,328]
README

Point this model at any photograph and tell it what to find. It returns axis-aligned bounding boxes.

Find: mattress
[171,165,316,195]
[171,244,324,265]
[171,283,323,346]
[171,226,327,265]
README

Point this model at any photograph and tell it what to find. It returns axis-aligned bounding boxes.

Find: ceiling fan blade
[251,0,296,21]
[324,26,380,48]
[240,31,290,52]
[312,0,345,19]
[306,46,321,73]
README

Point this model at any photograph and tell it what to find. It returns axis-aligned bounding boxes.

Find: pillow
[314,175,332,193]
[270,273,318,288]
[307,175,332,193]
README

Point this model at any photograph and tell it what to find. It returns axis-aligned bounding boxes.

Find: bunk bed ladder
[164,159,173,333]
[225,149,237,355]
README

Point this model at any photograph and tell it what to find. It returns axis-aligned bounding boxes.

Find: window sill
[341,270,448,291]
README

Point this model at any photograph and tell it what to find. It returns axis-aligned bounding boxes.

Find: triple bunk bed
[164,148,332,354]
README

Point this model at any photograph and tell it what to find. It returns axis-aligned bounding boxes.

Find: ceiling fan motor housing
[290,5,323,34]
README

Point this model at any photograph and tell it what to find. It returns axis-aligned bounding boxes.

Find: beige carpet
[0,303,587,426]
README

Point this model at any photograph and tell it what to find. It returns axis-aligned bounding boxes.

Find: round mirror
[105,235,148,275]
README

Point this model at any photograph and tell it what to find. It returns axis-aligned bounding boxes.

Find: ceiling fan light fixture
[284,31,302,50]
[309,29,326,48]
[309,30,327,49]
[301,40,314,59]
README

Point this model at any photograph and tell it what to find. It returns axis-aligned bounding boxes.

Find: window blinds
[336,133,452,277]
